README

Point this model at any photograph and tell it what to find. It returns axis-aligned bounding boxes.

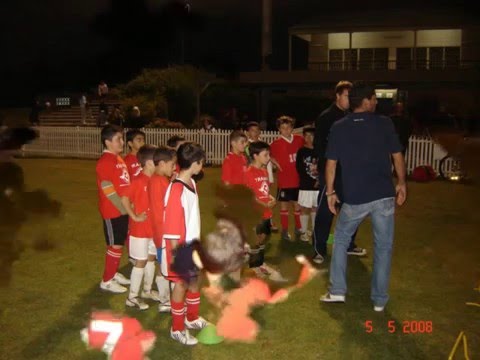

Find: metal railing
[308,60,479,72]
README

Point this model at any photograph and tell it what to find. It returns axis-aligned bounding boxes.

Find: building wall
[307,30,463,64]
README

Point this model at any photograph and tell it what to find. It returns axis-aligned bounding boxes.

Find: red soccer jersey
[125,173,153,238]
[221,152,247,185]
[149,174,170,248]
[270,135,305,188]
[124,153,142,179]
[244,165,272,219]
[96,151,130,219]
[161,179,200,280]
[83,311,155,360]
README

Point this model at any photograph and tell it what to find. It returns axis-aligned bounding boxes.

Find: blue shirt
[325,112,403,205]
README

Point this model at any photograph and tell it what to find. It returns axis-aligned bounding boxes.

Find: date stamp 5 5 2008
[365,320,433,334]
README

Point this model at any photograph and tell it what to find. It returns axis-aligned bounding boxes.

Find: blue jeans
[329,197,395,307]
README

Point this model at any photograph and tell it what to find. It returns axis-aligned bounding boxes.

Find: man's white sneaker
[141,290,162,302]
[374,305,385,312]
[185,316,209,330]
[100,279,127,294]
[113,272,131,285]
[126,297,149,310]
[158,301,171,313]
[320,292,346,303]
[347,247,367,256]
[170,328,198,345]
[312,254,325,264]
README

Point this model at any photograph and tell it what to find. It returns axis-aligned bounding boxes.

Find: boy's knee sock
[156,275,170,301]
[186,291,201,322]
[300,214,309,233]
[102,246,122,282]
[171,299,186,332]
[143,261,155,292]
[294,211,302,230]
[249,246,262,268]
[129,266,144,298]
[310,212,316,231]
[280,210,289,230]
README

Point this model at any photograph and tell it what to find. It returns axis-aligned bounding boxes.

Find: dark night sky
[0,0,474,106]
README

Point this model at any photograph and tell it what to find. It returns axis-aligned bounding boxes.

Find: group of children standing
[94,115,319,345]
[96,126,206,345]
[221,117,320,281]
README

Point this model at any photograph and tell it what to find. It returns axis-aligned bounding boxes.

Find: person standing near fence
[312,81,366,264]
[320,83,407,312]
[79,94,88,125]
[96,125,132,293]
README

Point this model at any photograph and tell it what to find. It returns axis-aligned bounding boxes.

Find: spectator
[79,94,88,125]
[390,102,412,156]
[109,105,125,127]
[98,80,109,98]
[29,100,41,126]
[127,106,146,129]
[200,115,216,132]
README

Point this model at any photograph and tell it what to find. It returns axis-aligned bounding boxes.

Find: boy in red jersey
[245,121,278,232]
[149,146,177,313]
[121,145,158,310]
[244,141,287,282]
[270,116,305,242]
[124,130,145,180]
[162,142,208,345]
[96,125,132,294]
[221,130,248,185]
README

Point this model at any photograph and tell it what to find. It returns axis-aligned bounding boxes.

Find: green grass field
[1,159,479,360]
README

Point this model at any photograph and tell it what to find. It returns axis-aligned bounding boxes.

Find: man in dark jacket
[312,81,366,264]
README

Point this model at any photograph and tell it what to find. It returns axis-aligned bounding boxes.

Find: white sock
[129,266,144,298]
[300,214,309,233]
[155,275,170,302]
[143,261,156,293]
[310,212,316,231]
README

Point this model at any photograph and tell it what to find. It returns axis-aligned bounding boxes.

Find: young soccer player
[167,135,186,177]
[96,125,131,293]
[245,121,278,232]
[244,141,286,282]
[162,142,208,345]
[124,130,145,179]
[295,127,318,242]
[269,116,305,241]
[221,130,248,185]
[121,145,157,310]
[149,146,177,313]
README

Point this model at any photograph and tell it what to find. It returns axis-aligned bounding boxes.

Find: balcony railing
[307,60,480,71]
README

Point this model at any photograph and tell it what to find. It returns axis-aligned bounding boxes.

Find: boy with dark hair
[96,125,131,293]
[221,130,248,185]
[296,127,318,242]
[149,146,177,313]
[269,115,305,241]
[162,142,208,345]
[166,135,186,150]
[124,130,146,179]
[121,145,157,310]
[244,141,286,282]
[245,121,278,232]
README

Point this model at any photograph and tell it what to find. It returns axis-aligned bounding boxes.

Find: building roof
[289,8,479,34]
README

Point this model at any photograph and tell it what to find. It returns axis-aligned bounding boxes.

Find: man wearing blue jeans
[320,83,407,312]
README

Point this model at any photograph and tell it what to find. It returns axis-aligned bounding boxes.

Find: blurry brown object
[0,127,61,286]
[433,131,480,181]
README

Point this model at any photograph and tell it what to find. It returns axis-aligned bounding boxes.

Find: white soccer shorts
[129,236,157,260]
[298,190,319,208]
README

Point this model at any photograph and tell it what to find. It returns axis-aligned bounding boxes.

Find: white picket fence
[21,126,455,175]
